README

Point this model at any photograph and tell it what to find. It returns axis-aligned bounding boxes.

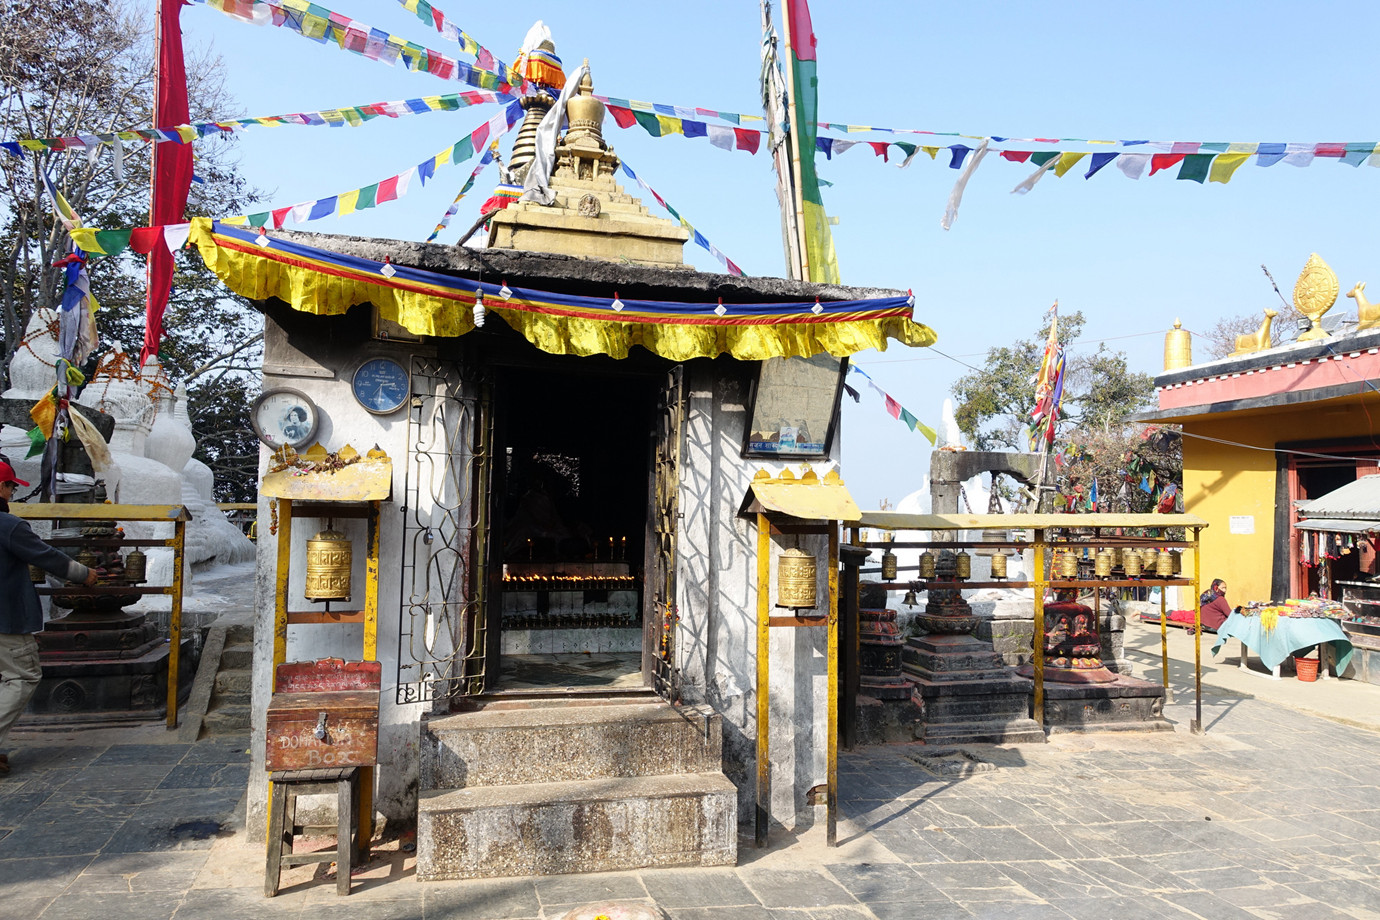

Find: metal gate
[647,364,686,702]
[395,356,492,707]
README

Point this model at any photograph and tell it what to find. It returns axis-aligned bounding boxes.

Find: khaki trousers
[0,633,41,749]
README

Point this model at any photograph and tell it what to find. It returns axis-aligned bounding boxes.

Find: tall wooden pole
[761,1,804,280]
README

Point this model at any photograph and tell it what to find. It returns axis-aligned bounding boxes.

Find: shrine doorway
[485,364,661,693]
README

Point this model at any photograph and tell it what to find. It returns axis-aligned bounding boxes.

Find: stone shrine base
[903,633,1046,746]
[1037,674,1173,733]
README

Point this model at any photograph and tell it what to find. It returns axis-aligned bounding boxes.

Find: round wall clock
[352,356,411,415]
[251,388,320,449]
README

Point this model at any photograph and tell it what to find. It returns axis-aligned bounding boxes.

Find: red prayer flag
[376,175,400,203]
[733,127,759,154]
[786,0,818,62]
[271,207,292,229]
[608,105,637,129]
[1149,153,1186,175]
[143,0,193,369]
[868,142,889,161]
[128,227,163,254]
[884,394,902,420]
[1314,143,1346,158]
[1001,150,1033,163]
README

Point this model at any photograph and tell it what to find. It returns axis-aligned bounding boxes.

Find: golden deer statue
[1229,309,1277,357]
[1346,282,1380,332]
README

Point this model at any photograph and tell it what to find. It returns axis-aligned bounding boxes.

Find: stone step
[417,771,737,880]
[422,703,721,790]
[212,668,253,699]
[218,644,253,670]
[202,704,251,735]
[224,623,255,647]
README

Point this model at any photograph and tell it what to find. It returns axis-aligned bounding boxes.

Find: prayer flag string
[618,160,743,276]
[848,364,936,445]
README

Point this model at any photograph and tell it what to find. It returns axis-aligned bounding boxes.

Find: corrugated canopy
[190,218,937,362]
[261,455,393,502]
[1296,475,1380,521]
[739,468,860,522]
[1294,518,1377,534]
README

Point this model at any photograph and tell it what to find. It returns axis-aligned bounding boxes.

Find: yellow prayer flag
[1209,153,1252,184]
[1053,152,1088,177]
[1227,142,1258,154]
[338,189,361,216]
[921,147,939,159]
[68,228,104,254]
[175,126,197,143]
[222,216,248,226]
[30,392,57,440]
[656,115,682,136]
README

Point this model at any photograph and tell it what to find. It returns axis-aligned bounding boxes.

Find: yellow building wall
[1179,398,1375,607]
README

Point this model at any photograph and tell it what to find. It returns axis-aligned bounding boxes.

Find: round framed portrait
[251,388,320,450]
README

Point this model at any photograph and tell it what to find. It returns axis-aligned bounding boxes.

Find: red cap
[0,460,30,488]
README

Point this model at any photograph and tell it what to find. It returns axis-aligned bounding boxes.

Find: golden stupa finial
[1293,253,1338,342]
[564,59,606,152]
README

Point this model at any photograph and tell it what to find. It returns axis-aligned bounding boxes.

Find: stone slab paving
[2,688,1380,919]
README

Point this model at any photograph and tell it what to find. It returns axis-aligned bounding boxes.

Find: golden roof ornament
[1163,318,1192,370]
[1293,252,1338,342]
[1346,281,1380,332]
[1229,309,1276,357]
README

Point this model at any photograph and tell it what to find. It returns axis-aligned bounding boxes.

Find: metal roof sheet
[1296,475,1380,520]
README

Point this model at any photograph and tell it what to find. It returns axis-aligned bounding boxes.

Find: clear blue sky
[180,0,1380,510]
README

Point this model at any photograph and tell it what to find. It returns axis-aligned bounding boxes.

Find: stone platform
[1037,674,1173,732]
[903,633,1046,745]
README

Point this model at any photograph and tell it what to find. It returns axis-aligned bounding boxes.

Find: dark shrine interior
[495,368,657,572]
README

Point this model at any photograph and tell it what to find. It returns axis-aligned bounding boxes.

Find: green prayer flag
[92,229,132,257]
[632,110,662,137]
[1030,151,1059,167]
[25,426,45,458]
[451,136,475,163]
[1177,154,1213,184]
[356,183,378,210]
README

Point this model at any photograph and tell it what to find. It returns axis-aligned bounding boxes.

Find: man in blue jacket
[0,460,97,775]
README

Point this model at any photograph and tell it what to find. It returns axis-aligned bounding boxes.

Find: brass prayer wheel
[1095,549,1113,578]
[1109,546,1122,568]
[1058,550,1078,580]
[1171,550,1182,574]
[990,552,1008,580]
[776,547,817,608]
[881,548,898,582]
[305,528,353,601]
[123,549,147,584]
[1156,550,1175,577]
[955,550,972,580]
[1164,319,1192,370]
[1123,550,1143,577]
[1141,547,1159,571]
[918,550,936,579]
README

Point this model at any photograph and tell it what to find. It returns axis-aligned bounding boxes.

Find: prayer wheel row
[1050,546,1182,579]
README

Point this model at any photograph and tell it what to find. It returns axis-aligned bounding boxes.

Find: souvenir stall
[1292,476,1380,683]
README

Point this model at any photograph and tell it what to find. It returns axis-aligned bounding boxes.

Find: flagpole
[760,1,803,280]
[147,0,163,364]
[780,2,810,282]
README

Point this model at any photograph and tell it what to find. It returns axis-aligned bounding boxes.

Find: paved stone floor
[3,680,1380,920]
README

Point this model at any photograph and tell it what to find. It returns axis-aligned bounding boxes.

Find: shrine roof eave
[1131,380,1378,426]
[259,228,906,305]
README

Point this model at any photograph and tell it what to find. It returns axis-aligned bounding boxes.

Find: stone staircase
[200,624,253,737]
[417,694,738,880]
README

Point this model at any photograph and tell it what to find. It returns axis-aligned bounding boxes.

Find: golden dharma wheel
[1123,550,1143,577]
[955,550,972,580]
[881,549,898,582]
[918,550,936,580]
[123,549,147,584]
[776,547,818,608]
[1095,549,1113,578]
[1058,550,1079,580]
[305,528,353,601]
[1156,551,1175,577]
[990,552,1008,580]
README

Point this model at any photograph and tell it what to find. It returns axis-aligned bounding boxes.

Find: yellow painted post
[363,501,380,660]
[273,499,293,685]
[1032,529,1045,727]
[826,524,839,848]
[359,500,381,855]
[755,513,771,848]
[1191,527,1203,734]
[166,518,185,730]
[1159,576,1170,692]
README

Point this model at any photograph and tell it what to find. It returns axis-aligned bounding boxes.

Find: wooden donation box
[266,658,381,771]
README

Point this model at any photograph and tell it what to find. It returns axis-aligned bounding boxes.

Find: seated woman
[1199,579,1233,632]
